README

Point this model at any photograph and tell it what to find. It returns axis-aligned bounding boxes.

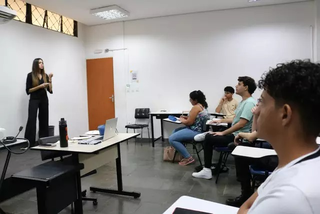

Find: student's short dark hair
[258,59,320,137]
[238,76,257,95]
[224,86,235,94]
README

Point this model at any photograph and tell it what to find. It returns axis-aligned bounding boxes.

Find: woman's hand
[49,73,53,83]
[41,83,50,88]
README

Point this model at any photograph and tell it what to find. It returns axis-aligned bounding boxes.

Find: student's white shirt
[248,147,320,214]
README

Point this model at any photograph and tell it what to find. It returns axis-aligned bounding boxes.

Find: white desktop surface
[32,133,139,154]
[163,196,238,214]
[232,146,277,158]
[0,139,28,149]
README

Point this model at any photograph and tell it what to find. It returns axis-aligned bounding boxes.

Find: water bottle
[59,118,68,147]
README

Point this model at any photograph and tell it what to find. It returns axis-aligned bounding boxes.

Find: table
[32,133,140,214]
[0,139,28,214]
[150,112,224,147]
[0,139,28,149]
[232,146,277,158]
[163,196,238,214]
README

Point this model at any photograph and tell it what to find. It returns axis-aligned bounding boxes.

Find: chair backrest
[201,118,210,132]
[134,108,150,119]
[38,136,71,161]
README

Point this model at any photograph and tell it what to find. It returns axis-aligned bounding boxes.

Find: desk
[150,112,224,147]
[0,139,28,214]
[0,139,28,149]
[32,133,140,214]
[163,196,238,214]
[232,146,277,158]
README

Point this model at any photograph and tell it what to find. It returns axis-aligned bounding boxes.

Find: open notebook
[206,118,228,126]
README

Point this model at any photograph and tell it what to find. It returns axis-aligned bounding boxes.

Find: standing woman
[25,58,53,146]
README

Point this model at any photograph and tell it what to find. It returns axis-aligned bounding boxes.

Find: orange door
[86,58,115,130]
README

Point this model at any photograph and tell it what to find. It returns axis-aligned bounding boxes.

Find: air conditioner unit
[0,6,17,24]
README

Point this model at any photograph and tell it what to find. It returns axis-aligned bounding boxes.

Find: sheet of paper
[85,130,100,135]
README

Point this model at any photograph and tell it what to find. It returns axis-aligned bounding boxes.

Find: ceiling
[25,0,311,26]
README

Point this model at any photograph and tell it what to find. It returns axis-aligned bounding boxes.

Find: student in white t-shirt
[238,60,320,214]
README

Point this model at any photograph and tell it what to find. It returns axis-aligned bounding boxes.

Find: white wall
[85,2,314,138]
[0,21,88,138]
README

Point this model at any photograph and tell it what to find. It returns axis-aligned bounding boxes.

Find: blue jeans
[168,127,200,158]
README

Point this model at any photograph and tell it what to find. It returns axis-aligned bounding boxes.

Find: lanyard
[294,148,320,165]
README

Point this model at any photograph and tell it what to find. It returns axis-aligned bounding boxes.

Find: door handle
[109,95,114,102]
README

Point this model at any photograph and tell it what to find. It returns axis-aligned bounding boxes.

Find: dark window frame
[5,0,78,37]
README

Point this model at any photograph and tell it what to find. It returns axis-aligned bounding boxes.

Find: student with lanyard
[238,60,320,214]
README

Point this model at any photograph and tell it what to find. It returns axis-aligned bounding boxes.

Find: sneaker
[226,193,252,207]
[179,157,195,166]
[192,168,212,179]
[195,163,217,172]
[194,132,208,142]
[194,165,203,172]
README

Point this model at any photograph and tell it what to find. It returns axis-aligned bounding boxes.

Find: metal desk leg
[161,118,164,141]
[151,115,155,147]
[0,151,11,214]
[90,144,141,198]
[72,154,83,214]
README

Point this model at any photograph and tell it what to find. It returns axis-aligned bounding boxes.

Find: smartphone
[173,207,212,214]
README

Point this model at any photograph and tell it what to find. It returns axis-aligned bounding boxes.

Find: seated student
[169,90,210,166]
[238,60,320,214]
[192,76,256,179]
[226,102,278,207]
[215,86,238,119]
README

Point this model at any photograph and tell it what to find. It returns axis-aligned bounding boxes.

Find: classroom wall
[86,1,314,139]
[0,21,88,138]
[316,0,320,61]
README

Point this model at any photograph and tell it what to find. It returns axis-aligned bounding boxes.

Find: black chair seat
[125,124,148,129]
[12,161,83,185]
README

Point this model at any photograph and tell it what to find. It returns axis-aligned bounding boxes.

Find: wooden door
[86,58,115,130]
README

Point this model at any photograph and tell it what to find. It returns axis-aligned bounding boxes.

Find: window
[62,16,74,36]
[3,0,78,37]
[47,11,61,32]
[31,5,45,27]
[7,0,26,22]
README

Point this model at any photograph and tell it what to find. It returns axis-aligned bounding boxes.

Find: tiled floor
[0,139,240,214]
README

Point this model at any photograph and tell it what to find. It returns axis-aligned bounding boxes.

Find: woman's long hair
[189,90,208,108]
[31,58,47,86]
